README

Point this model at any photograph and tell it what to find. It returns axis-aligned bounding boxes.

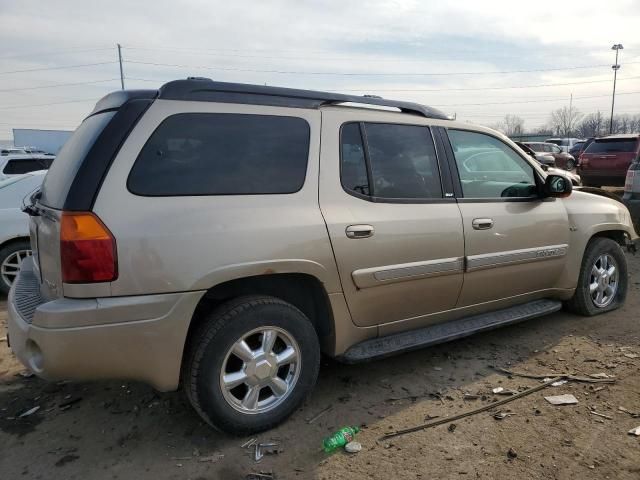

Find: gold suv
[7,79,638,434]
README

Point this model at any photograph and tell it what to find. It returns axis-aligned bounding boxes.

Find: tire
[566,237,628,316]
[183,295,320,435]
[0,240,31,295]
[565,159,575,171]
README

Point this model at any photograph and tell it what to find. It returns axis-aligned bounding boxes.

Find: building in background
[12,128,72,155]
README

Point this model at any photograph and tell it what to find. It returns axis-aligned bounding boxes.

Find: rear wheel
[0,240,31,295]
[183,295,320,434]
[566,237,628,316]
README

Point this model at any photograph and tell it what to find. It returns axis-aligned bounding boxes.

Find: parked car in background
[524,142,576,170]
[545,137,583,153]
[1,148,28,156]
[0,155,54,180]
[7,79,637,435]
[0,171,46,294]
[578,134,640,187]
[515,141,555,167]
[569,138,594,160]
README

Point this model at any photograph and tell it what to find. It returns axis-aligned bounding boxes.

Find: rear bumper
[6,259,204,391]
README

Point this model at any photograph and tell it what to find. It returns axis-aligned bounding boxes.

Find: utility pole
[117,43,125,90]
[566,93,572,149]
[610,43,623,134]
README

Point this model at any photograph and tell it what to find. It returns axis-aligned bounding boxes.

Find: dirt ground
[1,254,639,480]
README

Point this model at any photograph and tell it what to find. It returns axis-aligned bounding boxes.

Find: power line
[0,47,113,60]
[0,98,97,110]
[123,59,640,77]
[430,90,640,107]
[0,62,117,76]
[125,75,640,93]
[0,78,121,93]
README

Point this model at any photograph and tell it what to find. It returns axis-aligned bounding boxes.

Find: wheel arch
[184,272,335,361]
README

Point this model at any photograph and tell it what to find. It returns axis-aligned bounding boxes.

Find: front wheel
[566,237,628,316]
[565,159,575,171]
[183,295,320,434]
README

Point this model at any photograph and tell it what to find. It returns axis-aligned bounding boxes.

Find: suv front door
[319,110,465,327]
[444,129,570,307]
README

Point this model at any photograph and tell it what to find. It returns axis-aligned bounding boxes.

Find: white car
[0,171,46,293]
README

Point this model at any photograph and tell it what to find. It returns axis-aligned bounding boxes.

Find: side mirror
[544,174,572,198]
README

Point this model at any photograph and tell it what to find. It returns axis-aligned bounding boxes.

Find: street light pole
[117,43,125,90]
[610,43,623,134]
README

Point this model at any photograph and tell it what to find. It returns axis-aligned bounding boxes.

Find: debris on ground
[306,405,332,424]
[323,426,359,453]
[241,438,257,449]
[59,396,82,411]
[493,411,517,420]
[18,406,40,418]
[507,447,518,459]
[0,336,6,342]
[618,406,640,418]
[198,454,224,463]
[254,443,279,462]
[383,376,564,439]
[623,353,639,359]
[628,426,640,436]
[18,371,34,378]
[551,380,568,387]
[545,394,579,405]
[246,472,274,480]
[448,423,457,432]
[589,410,612,420]
[589,373,613,379]
[463,393,479,400]
[492,387,504,394]
[344,441,362,453]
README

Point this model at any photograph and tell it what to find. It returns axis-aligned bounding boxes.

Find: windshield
[585,138,638,153]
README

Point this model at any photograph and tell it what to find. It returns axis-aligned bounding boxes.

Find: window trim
[338,120,449,204]
[126,112,312,197]
[442,127,545,202]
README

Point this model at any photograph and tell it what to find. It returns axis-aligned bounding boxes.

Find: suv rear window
[584,138,639,153]
[128,113,310,196]
[40,111,115,208]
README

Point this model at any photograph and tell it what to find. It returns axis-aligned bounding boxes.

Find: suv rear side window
[585,138,638,153]
[448,130,537,199]
[340,122,443,200]
[128,113,310,196]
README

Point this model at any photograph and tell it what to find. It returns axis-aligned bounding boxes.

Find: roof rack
[157,78,450,120]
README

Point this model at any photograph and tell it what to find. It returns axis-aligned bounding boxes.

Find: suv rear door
[319,109,465,328]
[443,128,570,307]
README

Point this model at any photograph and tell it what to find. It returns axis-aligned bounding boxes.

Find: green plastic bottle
[322,426,360,452]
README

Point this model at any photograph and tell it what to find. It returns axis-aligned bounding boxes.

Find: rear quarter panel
[92,100,342,297]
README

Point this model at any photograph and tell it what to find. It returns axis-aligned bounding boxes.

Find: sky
[1,0,640,140]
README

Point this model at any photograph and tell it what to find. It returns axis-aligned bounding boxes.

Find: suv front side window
[448,130,538,199]
[340,122,443,201]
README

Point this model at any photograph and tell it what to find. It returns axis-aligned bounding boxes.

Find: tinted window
[129,113,310,196]
[366,123,442,199]
[528,143,542,152]
[2,159,46,175]
[585,138,638,153]
[448,130,537,199]
[340,123,369,196]
[40,111,115,208]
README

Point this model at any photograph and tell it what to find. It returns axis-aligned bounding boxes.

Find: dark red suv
[578,134,640,187]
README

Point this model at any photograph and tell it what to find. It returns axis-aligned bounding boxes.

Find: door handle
[346,224,374,239]
[472,218,494,230]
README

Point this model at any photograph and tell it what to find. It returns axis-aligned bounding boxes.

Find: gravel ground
[1,252,639,480]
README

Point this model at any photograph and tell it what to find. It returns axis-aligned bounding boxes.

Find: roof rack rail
[157,78,450,120]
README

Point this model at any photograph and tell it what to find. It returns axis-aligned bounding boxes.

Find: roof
[90,78,450,120]
[595,134,640,140]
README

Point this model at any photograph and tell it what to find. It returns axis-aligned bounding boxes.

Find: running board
[341,299,562,363]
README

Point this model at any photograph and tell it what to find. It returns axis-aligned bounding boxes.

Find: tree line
[489,108,640,138]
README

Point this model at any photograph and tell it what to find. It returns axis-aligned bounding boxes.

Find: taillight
[625,165,640,193]
[60,212,117,283]
[578,154,588,167]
